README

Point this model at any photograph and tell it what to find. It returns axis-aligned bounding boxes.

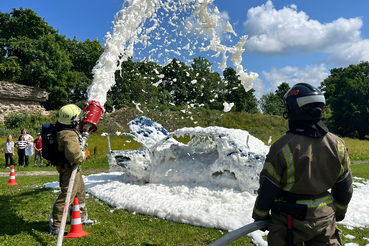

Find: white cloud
[242,0,367,66]
[327,39,369,66]
[252,77,267,100]
[262,64,329,92]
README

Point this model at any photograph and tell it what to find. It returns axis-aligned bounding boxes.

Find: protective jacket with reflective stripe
[57,128,84,165]
[252,131,353,220]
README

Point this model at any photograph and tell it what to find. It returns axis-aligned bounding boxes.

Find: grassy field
[0,164,368,246]
[0,175,254,246]
[1,109,369,245]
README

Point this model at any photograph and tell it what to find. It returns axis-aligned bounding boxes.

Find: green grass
[1,109,369,245]
[343,138,369,161]
[0,175,254,246]
[0,167,368,246]
[351,164,369,179]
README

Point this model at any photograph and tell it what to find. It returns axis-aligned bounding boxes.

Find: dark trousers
[5,153,13,167]
[25,155,29,166]
[51,165,87,227]
[18,149,26,166]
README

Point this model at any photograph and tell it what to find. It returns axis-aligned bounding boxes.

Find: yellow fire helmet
[58,104,82,126]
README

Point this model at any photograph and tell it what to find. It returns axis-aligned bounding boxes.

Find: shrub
[4,112,26,129]
[4,111,55,137]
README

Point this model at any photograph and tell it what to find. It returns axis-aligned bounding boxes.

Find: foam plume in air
[87,0,258,106]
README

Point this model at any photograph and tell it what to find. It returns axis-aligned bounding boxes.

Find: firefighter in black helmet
[252,83,353,246]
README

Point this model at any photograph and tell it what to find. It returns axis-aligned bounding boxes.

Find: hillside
[99,106,289,145]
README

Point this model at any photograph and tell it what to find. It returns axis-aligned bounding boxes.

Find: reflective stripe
[71,217,82,225]
[337,140,344,163]
[296,194,334,208]
[263,162,281,183]
[337,141,344,176]
[335,201,348,211]
[343,156,351,173]
[253,207,269,217]
[282,145,294,191]
[337,140,350,173]
[73,204,80,211]
[296,95,325,107]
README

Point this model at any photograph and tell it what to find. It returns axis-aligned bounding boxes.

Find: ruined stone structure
[0,81,49,122]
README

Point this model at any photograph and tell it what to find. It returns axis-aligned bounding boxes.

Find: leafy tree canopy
[0,8,103,110]
[223,67,258,113]
[320,61,369,139]
[259,82,290,116]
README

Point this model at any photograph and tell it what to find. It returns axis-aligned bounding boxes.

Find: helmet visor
[296,95,325,107]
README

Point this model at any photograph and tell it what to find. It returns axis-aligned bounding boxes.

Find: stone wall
[0,81,49,122]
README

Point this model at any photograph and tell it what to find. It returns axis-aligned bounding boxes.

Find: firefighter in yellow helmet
[49,104,93,236]
[252,83,353,245]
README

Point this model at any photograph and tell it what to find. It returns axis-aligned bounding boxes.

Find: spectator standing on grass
[15,135,30,166]
[252,83,353,246]
[1,135,15,168]
[21,128,34,167]
[34,133,43,167]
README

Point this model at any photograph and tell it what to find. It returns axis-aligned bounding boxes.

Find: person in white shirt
[21,128,34,166]
[1,135,15,168]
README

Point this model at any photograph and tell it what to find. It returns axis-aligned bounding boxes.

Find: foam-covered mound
[107,116,269,193]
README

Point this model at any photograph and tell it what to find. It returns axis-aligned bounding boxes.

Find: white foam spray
[87,0,258,106]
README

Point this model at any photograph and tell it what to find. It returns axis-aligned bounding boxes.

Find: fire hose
[208,220,269,246]
[56,163,78,246]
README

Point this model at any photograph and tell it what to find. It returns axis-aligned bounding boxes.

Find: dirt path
[352,160,369,165]
[0,168,109,177]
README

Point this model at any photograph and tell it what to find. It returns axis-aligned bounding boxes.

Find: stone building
[0,81,49,122]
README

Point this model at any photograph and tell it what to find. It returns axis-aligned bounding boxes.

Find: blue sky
[2,0,369,99]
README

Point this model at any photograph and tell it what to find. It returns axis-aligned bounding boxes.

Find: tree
[259,82,290,116]
[0,8,56,41]
[0,8,103,110]
[68,38,104,104]
[320,61,369,139]
[106,58,162,112]
[223,67,258,113]
[259,93,281,115]
[191,56,223,109]
[161,58,194,106]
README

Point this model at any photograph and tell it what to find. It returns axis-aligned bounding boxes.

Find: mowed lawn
[0,133,368,246]
[0,163,367,246]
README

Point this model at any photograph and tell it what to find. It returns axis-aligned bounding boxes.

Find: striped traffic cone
[64,197,90,238]
[7,165,18,185]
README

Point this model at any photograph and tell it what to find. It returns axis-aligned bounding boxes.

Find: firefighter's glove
[336,214,345,222]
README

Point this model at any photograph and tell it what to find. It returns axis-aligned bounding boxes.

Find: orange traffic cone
[7,165,18,185]
[64,197,90,238]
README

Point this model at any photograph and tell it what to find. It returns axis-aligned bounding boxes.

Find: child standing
[33,133,43,167]
[21,129,34,166]
[15,135,30,166]
[1,135,15,168]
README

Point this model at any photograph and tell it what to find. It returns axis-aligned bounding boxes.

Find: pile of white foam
[106,117,269,193]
